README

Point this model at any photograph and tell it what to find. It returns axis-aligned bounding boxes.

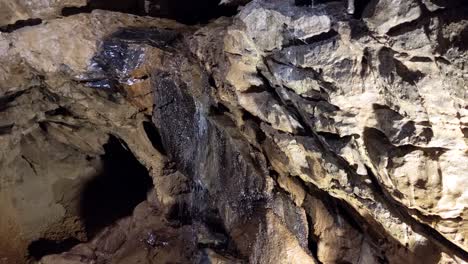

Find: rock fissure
[0,18,43,33]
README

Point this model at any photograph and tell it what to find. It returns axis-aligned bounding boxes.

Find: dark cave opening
[28,238,81,261]
[295,0,312,6]
[61,0,143,16]
[80,134,153,237]
[62,0,239,25]
[306,214,321,264]
[0,18,42,33]
[143,121,167,155]
[27,135,153,260]
[352,0,372,19]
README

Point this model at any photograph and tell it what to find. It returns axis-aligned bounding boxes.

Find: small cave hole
[27,238,80,261]
[62,0,144,16]
[352,0,372,19]
[295,0,312,6]
[167,201,193,226]
[309,0,339,4]
[61,6,93,16]
[0,18,42,33]
[38,121,48,132]
[45,106,74,117]
[241,110,267,142]
[143,121,167,155]
[209,103,231,116]
[80,134,153,237]
[0,124,14,135]
[208,75,217,88]
[305,214,321,263]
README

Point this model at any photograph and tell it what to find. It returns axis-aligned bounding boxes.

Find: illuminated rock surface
[0,0,466,263]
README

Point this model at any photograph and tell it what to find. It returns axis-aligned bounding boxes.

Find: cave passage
[80,134,154,237]
[28,238,81,261]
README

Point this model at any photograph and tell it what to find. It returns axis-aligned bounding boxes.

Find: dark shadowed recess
[0,18,42,32]
[143,120,167,155]
[62,0,239,25]
[28,238,81,261]
[295,0,312,6]
[80,134,153,237]
[349,0,372,19]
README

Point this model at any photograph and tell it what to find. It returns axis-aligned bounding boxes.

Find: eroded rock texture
[0,0,467,263]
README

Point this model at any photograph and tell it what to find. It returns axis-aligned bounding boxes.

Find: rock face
[0,11,184,263]
[0,0,467,263]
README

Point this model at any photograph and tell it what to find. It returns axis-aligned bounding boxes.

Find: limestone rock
[1,0,467,263]
[250,211,317,264]
[363,0,422,35]
[191,0,468,261]
[0,11,182,263]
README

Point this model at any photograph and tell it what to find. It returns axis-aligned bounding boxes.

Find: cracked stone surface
[0,0,467,263]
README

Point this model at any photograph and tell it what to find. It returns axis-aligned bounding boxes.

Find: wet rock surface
[0,0,467,263]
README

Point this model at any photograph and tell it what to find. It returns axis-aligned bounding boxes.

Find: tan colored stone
[250,210,317,264]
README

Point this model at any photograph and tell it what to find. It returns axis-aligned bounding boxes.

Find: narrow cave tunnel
[62,0,239,25]
[80,134,154,237]
[28,238,81,261]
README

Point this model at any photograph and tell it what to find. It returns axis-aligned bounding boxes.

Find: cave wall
[0,0,467,263]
